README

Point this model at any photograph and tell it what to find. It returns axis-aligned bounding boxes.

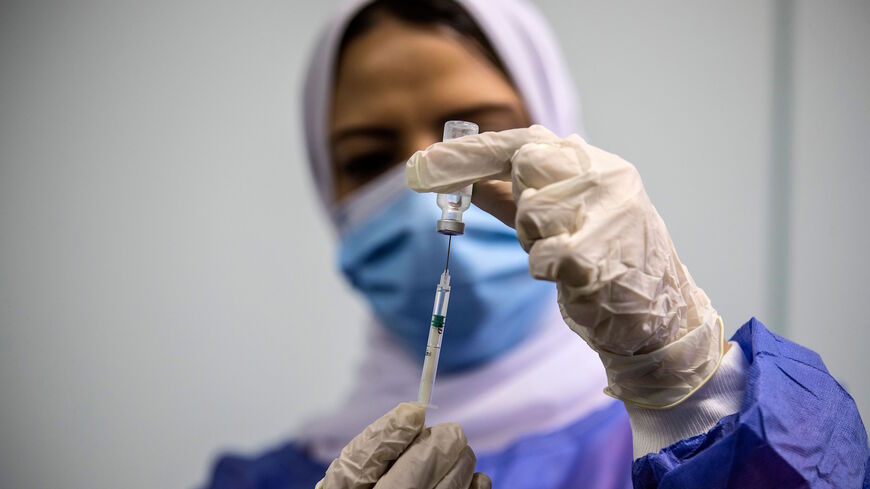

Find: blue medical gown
[203,319,869,489]
[203,400,634,489]
[633,318,869,488]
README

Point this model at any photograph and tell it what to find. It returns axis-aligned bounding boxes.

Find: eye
[340,151,397,181]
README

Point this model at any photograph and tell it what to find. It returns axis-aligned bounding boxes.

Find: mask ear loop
[332,163,409,235]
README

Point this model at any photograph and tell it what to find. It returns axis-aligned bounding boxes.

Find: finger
[469,473,492,489]
[374,423,468,489]
[528,202,651,293]
[431,446,476,489]
[406,125,559,194]
[527,233,600,288]
[323,402,425,488]
[471,180,516,228]
[524,177,656,289]
[514,174,598,250]
[510,135,590,193]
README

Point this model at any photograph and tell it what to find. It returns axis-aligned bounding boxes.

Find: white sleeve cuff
[624,341,749,459]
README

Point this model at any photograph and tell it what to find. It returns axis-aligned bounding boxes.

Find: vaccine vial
[436,121,479,235]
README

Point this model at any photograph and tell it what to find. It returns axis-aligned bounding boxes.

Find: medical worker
[204,1,869,488]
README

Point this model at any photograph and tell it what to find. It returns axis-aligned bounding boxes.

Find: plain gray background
[1,1,867,488]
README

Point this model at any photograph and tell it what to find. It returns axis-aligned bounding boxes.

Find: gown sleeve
[202,442,328,489]
[631,318,869,488]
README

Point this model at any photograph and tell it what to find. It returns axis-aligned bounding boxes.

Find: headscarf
[297,0,615,461]
[301,0,585,211]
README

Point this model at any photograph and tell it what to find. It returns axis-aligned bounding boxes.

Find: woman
[205,1,868,488]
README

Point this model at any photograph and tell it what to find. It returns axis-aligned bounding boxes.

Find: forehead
[331,18,518,128]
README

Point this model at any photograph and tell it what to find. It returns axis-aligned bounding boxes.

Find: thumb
[472,180,516,229]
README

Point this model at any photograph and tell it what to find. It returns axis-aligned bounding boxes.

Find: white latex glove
[316,402,491,489]
[406,125,724,409]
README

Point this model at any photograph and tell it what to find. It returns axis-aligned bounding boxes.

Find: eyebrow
[330,102,523,144]
[440,102,522,124]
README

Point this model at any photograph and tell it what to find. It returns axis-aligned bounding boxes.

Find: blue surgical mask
[337,182,555,373]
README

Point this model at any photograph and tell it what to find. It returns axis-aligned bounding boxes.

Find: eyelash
[341,152,396,179]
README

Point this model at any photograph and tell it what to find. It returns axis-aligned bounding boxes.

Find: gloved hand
[406,125,724,409]
[316,402,491,489]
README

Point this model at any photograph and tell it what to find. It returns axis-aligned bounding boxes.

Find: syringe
[417,239,452,407]
[417,121,478,407]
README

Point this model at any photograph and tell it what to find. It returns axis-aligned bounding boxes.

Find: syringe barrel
[418,271,451,406]
[436,121,478,235]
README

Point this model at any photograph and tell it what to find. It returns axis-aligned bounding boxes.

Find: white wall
[0,2,364,488]
[789,0,870,429]
[0,2,866,489]
[537,0,772,340]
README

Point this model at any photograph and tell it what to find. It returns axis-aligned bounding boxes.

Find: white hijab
[297,0,612,462]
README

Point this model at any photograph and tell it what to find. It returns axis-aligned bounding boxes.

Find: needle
[444,235,452,271]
